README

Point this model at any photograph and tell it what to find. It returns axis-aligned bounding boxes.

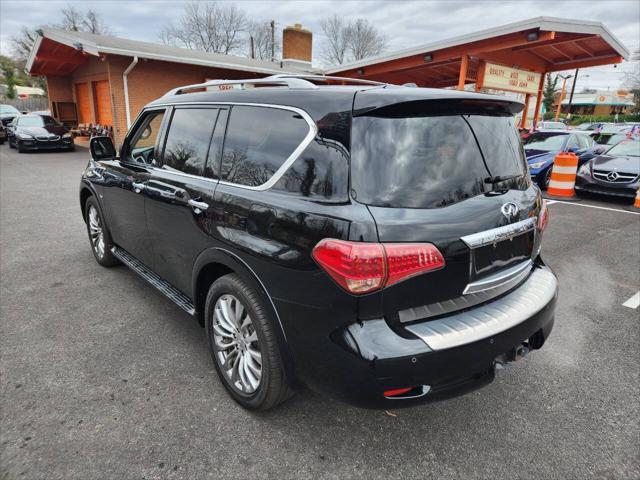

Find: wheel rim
[88,206,105,258]
[544,168,552,188]
[212,294,262,394]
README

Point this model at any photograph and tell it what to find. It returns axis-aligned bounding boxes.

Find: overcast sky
[1,0,638,91]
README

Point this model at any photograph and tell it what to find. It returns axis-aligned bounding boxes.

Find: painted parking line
[622,291,640,309]
[547,200,640,215]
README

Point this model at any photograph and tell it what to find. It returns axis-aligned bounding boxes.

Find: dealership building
[26,17,630,145]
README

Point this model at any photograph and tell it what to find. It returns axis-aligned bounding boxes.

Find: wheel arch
[192,247,299,386]
[79,181,99,222]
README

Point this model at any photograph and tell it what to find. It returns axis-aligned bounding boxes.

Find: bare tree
[10,27,38,62]
[82,9,112,35]
[59,5,83,31]
[320,15,349,65]
[160,2,248,55]
[247,21,279,60]
[10,6,110,61]
[320,16,387,65]
[346,19,386,61]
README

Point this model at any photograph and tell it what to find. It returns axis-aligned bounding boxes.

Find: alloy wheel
[88,206,105,259]
[212,294,262,394]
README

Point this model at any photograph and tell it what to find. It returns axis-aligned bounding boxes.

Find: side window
[566,135,580,150]
[220,106,310,187]
[204,109,228,180]
[124,110,165,164]
[577,135,590,149]
[161,108,220,176]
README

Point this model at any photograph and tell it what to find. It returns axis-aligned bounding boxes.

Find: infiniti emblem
[501,202,519,221]
[606,171,619,181]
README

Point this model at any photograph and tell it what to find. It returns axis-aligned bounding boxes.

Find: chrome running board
[111,246,196,315]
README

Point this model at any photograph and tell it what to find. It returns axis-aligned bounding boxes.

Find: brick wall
[46,75,73,113]
[107,55,255,145]
[46,53,268,146]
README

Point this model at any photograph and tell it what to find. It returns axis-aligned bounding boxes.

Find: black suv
[80,75,557,410]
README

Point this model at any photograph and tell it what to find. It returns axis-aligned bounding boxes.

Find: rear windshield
[351,114,527,208]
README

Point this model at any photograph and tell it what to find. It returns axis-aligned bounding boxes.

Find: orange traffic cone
[634,186,640,209]
[547,152,579,198]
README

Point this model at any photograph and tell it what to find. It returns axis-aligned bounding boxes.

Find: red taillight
[538,200,549,231]
[311,239,386,294]
[384,243,445,287]
[312,239,445,295]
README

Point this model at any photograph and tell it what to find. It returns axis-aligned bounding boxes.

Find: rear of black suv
[80,80,556,411]
[294,89,557,408]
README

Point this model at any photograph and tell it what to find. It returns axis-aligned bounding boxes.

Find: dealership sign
[481,63,541,95]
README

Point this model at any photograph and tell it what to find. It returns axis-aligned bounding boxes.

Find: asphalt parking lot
[1,145,638,480]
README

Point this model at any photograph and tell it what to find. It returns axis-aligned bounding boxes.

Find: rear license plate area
[473,230,534,277]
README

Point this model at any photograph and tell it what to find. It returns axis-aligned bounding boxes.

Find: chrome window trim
[146,101,318,191]
[460,217,537,248]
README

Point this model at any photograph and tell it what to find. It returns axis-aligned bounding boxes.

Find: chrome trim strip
[143,102,318,192]
[405,267,557,351]
[399,264,533,323]
[460,217,537,249]
[462,259,533,295]
[111,246,196,315]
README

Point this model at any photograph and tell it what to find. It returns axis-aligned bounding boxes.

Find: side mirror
[90,136,116,161]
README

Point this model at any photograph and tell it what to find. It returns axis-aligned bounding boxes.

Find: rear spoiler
[353,89,524,117]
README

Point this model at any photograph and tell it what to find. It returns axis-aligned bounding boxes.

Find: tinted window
[576,134,590,149]
[523,133,566,151]
[566,135,580,150]
[221,106,309,187]
[125,110,165,164]
[204,109,228,180]
[273,139,349,200]
[162,108,219,175]
[351,114,527,209]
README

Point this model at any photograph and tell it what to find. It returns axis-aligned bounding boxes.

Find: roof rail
[163,73,401,97]
[163,76,319,97]
[269,74,396,87]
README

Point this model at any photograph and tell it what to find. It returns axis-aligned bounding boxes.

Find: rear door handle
[132,181,145,193]
[188,199,209,214]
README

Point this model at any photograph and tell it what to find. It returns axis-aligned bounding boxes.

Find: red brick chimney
[282,24,312,69]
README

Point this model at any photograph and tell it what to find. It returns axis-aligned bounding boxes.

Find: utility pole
[270,20,275,62]
[567,68,579,119]
[250,36,255,59]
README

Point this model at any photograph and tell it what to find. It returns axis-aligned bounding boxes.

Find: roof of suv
[146,77,525,117]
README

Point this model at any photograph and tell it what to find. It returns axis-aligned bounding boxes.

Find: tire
[205,273,293,410]
[84,196,119,267]
[8,137,15,149]
[16,141,25,153]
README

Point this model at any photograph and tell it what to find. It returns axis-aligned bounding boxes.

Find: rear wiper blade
[484,174,521,184]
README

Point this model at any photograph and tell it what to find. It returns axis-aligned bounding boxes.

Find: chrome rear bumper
[405,266,557,351]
